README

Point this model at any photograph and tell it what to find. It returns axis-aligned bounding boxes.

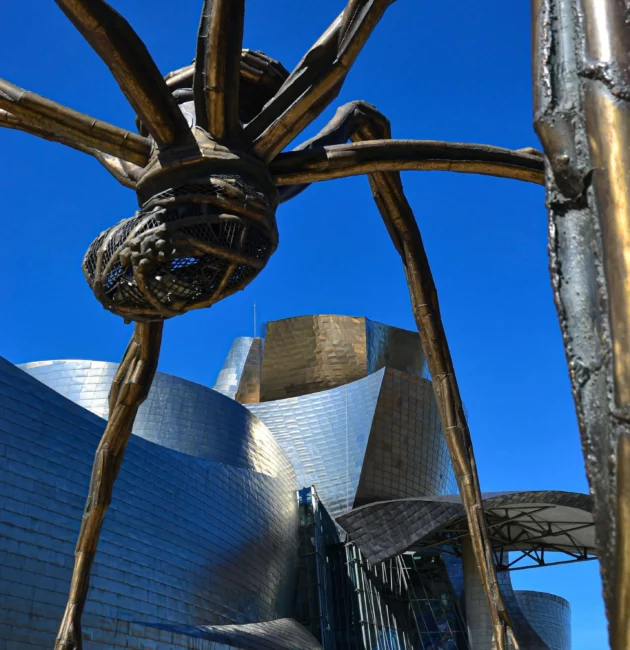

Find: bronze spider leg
[245,0,397,161]
[278,101,523,650]
[50,2,251,648]
[53,0,188,144]
[54,322,163,650]
[0,108,142,188]
[194,0,245,140]
[0,79,151,166]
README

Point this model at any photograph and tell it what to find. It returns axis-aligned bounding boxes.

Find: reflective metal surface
[354,368,456,506]
[252,369,384,518]
[20,359,281,473]
[533,2,630,643]
[7,311,589,650]
[337,492,595,565]
[147,618,324,649]
[515,592,571,650]
[297,488,470,650]
[249,368,456,520]
[259,315,426,402]
[1,356,299,648]
[581,0,630,408]
[213,336,264,404]
[463,545,556,650]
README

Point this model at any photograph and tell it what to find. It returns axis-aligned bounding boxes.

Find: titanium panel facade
[259,315,426,401]
[214,337,264,404]
[355,369,457,506]
[20,359,282,473]
[0,357,299,649]
[337,492,595,565]
[514,592,571,650]
[149,618,324,649]
[462,543,551,650]
[249,368,456,520]
[365,318,428,379]
[249,369,385,519]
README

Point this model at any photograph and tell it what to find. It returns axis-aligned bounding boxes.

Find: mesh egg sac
[83,206,273,322]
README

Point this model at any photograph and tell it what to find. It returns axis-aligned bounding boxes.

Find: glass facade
[296,488,469,650]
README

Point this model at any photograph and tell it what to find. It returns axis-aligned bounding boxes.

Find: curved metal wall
[213,337,264,404]
[354,368,457,506]
[20,359,279,473]
[250,369,385,519]
[515,591,571,650]
[364,318,427,378]
[258,315,426,401]
[248,368,456,520]
[1,357,299,649]
[213,337,258,399]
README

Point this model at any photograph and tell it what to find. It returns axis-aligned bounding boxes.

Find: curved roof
[19,359,290,477]
[337,490,595,565]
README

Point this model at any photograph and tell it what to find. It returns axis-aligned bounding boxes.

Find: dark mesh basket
[83,206,273,321]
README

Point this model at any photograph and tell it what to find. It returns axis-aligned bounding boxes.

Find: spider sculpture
[0,1,546,649]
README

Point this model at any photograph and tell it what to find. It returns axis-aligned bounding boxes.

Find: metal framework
[413,504,597,572]
[1,0,626,648]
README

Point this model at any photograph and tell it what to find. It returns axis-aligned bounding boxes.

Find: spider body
[84,123,279,322]
[84,52,290,322]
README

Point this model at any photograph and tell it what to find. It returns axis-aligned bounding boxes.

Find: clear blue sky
[0,1,606,647]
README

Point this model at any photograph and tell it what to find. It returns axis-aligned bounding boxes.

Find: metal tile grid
[355,369,457,505]
[248,370,386,520]
[365,318,427,379]
[514,591,571,650]
[0,357,299,649]
[462,543,555,650]
[20,360,284,476]
[249,370,457,521]
[213,337,264,404]
[213,337,258,399]
[258,315,428,403]
[337,499,463,565]
[235,338,264,404]
[260,315,369,401]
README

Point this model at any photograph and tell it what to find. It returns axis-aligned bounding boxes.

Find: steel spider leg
[285,101,520,650]
[55,322,163,650]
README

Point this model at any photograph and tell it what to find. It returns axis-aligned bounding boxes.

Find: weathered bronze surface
[532,0,630,648]
[54,321,163,649]
[6,1,612,648]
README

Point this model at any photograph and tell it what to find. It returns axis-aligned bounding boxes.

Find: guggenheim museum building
[0,314,596,649]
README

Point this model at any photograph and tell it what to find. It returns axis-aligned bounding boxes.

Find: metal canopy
[336,490,596,568]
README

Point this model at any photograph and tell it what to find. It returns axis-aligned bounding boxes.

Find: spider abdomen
[83,136,278,322]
